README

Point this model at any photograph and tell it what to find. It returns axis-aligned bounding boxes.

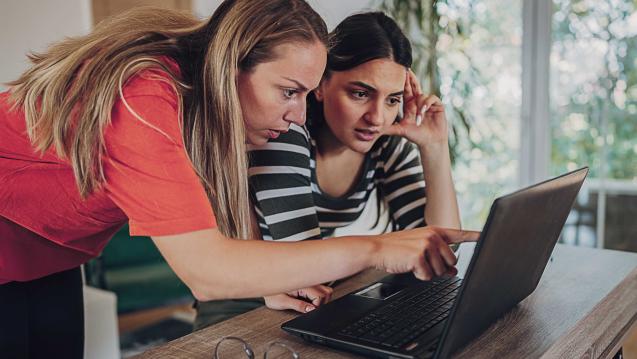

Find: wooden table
[136,244,637,358]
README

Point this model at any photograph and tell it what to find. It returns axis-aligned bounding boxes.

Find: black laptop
[281,167,589,359]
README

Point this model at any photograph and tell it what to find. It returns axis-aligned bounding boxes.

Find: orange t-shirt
[0,59,216,283]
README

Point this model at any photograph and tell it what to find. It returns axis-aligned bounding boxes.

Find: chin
[348,140,375,154]
[246,134,269,146]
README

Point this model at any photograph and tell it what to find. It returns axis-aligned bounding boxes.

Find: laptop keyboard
[338,277,462,350]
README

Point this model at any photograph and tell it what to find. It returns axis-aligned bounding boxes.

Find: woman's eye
[283,89,298,99]
[387,97,402,106]
[351,90,368,99]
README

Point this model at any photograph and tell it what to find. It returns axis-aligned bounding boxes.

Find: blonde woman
[0,0,477,356]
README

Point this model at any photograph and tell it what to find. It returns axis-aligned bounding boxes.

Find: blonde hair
[7,0,327,239]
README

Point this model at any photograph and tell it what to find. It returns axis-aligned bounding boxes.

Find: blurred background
[1,0,635,357]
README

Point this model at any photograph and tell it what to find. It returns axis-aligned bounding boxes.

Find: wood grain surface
[136,244,637,359]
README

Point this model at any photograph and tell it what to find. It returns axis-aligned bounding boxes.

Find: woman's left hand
[263,285,333,313]
[384,69,449,149]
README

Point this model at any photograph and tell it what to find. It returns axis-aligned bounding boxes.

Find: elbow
[187,278,220,302]
[191,287,215,302]
[187,276,233,302]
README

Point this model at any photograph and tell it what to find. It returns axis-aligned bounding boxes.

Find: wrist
[365,235,385,270]
[419,143,452,169]
[417,140,449,154]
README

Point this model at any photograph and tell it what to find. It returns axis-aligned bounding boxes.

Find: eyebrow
[282,77,309,92]
[349,81,404,97]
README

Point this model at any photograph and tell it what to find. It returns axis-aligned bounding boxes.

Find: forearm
[153,229,378,301]
[419,143,461,229]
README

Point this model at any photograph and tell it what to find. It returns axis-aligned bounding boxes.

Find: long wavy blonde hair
[7,0,327,239]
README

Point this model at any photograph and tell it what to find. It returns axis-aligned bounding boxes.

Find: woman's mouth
[354,128,378,142]
[268,130,281,139]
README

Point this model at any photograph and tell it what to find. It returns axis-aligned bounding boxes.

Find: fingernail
[416,115,422,126]
[305,306,316,312]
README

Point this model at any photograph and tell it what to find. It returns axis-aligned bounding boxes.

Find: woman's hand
[264,285,334,313]
[385,69,449,149]
[373,227,479,281]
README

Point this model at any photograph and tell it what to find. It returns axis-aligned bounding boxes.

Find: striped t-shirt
[248,124,427,241]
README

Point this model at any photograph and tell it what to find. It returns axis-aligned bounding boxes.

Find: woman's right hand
[372,227,480,280]
[385,70,449,149]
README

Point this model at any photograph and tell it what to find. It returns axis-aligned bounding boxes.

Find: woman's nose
[364,101,384,126]
[285,102,306,126]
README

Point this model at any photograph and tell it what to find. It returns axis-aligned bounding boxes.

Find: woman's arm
[384,69,461,229]
[420,143,460,228]
[152,226,478,301]
[379,137,460,230]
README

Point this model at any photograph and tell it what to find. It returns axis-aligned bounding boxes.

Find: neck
[313,124,367,198]
[315,125,354,159]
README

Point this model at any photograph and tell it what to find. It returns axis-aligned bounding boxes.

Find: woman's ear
[314,87,323,101]
[313,75,329,102]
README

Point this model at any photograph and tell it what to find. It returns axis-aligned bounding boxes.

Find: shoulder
[119,56,182,108]
[107,58,185,150]
[372,135,415,160]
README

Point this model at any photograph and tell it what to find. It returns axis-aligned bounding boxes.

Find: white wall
[0,0,377,90]
[192,0,375,30]
[0,0,378,91]
[307,0,376,30]
[0,0,92,90]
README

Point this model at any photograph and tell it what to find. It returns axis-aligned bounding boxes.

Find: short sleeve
[102,72,216,236]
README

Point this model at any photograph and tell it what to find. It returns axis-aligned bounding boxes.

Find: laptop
[281,167,589,359]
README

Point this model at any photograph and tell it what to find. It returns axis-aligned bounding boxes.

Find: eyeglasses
[213,336,300,359]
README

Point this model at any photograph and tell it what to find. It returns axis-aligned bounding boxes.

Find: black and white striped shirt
[248,124,427,241]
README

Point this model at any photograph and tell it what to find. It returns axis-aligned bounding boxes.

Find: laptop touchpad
[355,282,405,300]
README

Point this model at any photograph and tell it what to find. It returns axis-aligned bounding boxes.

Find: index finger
[299,288,326,306]
[434,228,481,244]
[408,69,423,96]
[403,69,414,100]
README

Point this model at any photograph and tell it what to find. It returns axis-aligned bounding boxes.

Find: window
[378,0,523,229]
[437,0,523,229]
[550,0,637,249]
[378,0,636,250]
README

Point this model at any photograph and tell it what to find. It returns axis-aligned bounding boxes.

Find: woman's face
[238,41,327,145]
[316,58,406,154]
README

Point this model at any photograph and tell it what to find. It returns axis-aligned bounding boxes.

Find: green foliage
[374,0,636,228]
[375,0,523,227]
[377,0,465,165]
[551,0,637,180]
